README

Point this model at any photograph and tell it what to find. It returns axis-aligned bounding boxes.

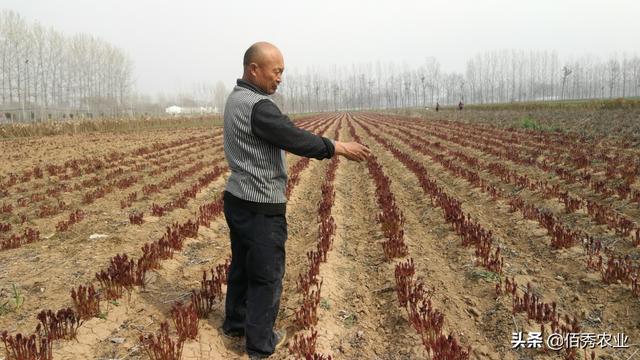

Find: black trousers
[222,200,287,357]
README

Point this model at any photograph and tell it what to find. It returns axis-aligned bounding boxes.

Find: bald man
[222,42,369,358]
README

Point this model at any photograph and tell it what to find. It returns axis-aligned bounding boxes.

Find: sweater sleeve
[250,99,335,159]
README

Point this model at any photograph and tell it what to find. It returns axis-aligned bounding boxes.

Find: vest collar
[237,79,269,96]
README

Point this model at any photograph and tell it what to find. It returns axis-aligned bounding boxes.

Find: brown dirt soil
[1,113,639,360]
[281,121,422,359]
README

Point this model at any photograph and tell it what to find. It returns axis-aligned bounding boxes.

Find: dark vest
[223,85,288,204]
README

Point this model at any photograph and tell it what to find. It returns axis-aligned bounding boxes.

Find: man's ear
[249,63,259,78]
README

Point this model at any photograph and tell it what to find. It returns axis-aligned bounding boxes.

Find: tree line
[2,9,639,120]
[0,9,133,121]
[276,50,640,113]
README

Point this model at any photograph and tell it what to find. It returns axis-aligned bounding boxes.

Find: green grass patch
[343,313,357,327]
[465,97,640,111]
[0,284,24,316]
[320,298,331,310]
[521,116,541,130]
[519,116,562,132]
[468,269,501,283]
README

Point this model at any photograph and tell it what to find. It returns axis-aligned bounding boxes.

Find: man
[222,41,370,359]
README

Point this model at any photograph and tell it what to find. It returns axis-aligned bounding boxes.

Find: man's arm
[251,99,335,159]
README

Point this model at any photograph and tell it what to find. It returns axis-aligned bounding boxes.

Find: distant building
[165,105,183,115]
[165,105,218,115]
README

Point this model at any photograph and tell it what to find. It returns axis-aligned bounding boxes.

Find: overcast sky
[4,0,639,96]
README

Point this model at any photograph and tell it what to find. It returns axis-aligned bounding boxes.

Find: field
[392,99,640,144]
[1,112,640,360]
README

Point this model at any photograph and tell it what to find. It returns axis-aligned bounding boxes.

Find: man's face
[252,50,284,95]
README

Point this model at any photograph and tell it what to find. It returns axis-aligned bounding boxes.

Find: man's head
[242,42,284,95]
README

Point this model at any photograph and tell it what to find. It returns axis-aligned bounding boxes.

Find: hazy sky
[5,0,639,96]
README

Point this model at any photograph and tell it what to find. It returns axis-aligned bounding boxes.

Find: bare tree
[608,58,620,98]
[213,81,227,114]
[561,65,572,100]
[0,10,135,120]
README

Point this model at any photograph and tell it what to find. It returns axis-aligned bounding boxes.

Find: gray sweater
[223,79,335,214]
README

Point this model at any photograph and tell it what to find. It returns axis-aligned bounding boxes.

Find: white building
[165,105,218,115]
[165,105,183,115]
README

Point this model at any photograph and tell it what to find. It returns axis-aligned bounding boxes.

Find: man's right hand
[334,141,371,162]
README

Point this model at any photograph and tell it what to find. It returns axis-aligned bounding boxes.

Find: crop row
[122,154,221,210]
[1,187,226,359]
[1,115,325,213]
[347,116,471,359]
[355,118,503,273]
[0,154,226,252]
[289,118,341,360]
[1,137,222,222]
[352,115,590,359]
[361,115,640,301]
[147,164,228,219]
[285,114,341,198]
[435,120,638,186]
[0,115,332,359]
[1,117,323,250]
[0,137,222,243]
[396,115,640,206]
[369,116,639,245]
[0,132,218,193]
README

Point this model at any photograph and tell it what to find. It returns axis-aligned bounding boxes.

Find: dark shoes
[222,328,244,339]
[274,328,288,350]
[248,328,288,359]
